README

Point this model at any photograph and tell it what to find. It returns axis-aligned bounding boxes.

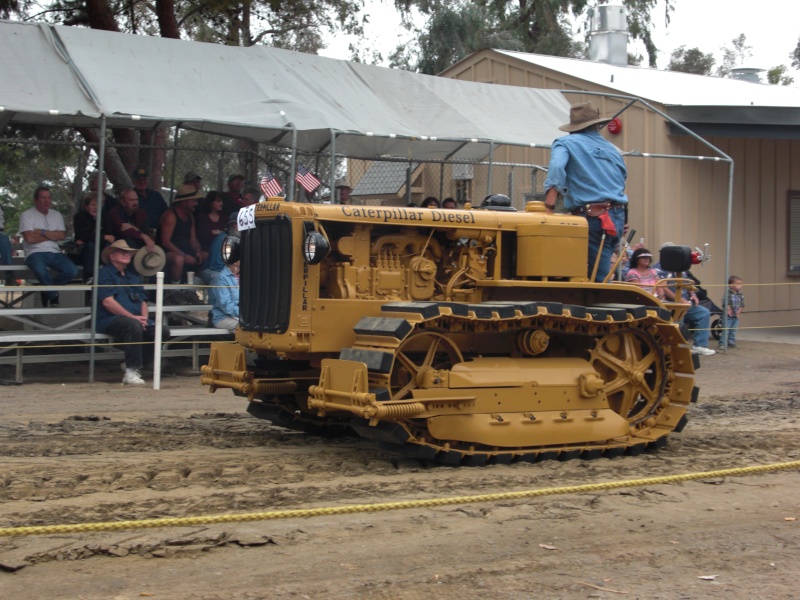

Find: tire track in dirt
[1,393,797,531]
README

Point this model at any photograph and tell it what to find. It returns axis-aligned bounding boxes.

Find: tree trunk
[155,0,180,39]
[77,126,130,192]
[85,0,120,32]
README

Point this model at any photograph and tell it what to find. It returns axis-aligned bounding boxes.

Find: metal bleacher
[0,267,232,384]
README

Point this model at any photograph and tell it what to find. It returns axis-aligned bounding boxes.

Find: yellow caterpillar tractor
[201,197,699,465]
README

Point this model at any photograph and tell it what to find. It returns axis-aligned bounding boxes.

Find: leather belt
[571,202,625,216]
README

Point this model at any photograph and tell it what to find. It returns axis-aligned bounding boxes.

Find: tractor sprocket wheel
[589,328,667,425]
[389,331,464,401]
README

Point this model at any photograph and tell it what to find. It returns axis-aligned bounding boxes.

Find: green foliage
[394,0,672,73]
[716,33,752,78]
[667,46,715,76]
[15,0,365,51]
[766,65,794,86]
[0,127,83,234]
[620,0,673,68]
[792,35,800,70]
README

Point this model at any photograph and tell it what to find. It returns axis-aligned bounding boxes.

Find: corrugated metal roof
[495,50,800,108]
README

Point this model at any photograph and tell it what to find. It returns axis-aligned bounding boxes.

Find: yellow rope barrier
[2,460,798,538]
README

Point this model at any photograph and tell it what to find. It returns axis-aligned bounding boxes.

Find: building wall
[441,50,800,328]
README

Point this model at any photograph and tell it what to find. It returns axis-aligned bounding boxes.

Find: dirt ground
[0,340,798,599]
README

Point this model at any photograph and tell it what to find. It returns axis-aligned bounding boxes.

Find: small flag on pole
[294,163,322,193]
[260,169,283,198]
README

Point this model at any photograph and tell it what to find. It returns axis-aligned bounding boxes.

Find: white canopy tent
[0,20,571,162]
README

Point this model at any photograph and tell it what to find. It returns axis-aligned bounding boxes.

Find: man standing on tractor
[544,101,628,282]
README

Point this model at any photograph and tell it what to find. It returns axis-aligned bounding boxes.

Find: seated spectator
[221,174,245,216]
[199,213,238,284]
[241,187,260,206]
[96,240,170,386]
[183,171,203,192]
[624,248,664,299]
[655,244,715,356]
[334,178,352,205]
[195,191,225,252]
[421,196,440,209]
[442,197,457,209]
[71,196,113,283]
[209,261,240,332]
[107,188,158,252]
[159,184,205,286]
[131,167,168,231]
[0,204,16,286]
[87,171,119,218]
[20,185,77,307]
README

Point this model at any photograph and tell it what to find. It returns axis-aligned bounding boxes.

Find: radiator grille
[239,215,292,332]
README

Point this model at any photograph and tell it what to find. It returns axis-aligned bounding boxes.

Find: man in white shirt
[19,186,77,307]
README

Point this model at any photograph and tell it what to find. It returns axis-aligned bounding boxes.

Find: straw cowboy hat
[133,245,167,276]
[559,101,613,133]
[101,239,138,264]
[172,183,203,205]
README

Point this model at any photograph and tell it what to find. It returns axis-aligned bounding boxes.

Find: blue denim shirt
[544,130,628,211]
[96,263,147,333]
[210,266,239,326]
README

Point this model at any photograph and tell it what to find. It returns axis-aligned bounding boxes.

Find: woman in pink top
[625,248,664,299]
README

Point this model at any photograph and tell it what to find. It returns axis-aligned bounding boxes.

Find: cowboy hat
[133,245,167,276]
[101,239,138,264]
[334,178,351,189]
[559,101,612,133]
[172,183,203,205]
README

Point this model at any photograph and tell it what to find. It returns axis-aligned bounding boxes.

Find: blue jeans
[684,303,711,348]
[721,316,739,346]
[0,232,12,266]
[586,205,625,282]
[24,251,78,301]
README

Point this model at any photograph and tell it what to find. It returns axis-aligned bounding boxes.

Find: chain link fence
[1,128,552,243]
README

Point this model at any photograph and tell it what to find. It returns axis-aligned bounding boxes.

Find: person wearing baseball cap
[543,101,628,282]
[96,239,171,385]
[183,171,203,192]
[131,167,168,231]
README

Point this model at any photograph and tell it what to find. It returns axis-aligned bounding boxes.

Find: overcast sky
[646,0,799,78]
[320,0,800,84]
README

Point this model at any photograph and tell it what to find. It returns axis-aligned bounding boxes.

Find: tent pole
[721,162,734,350]
[406,162,412,205]
[287,127,297,201]
[169,124,180,199]
[439,163,444,202]
[329,129,336,202]
[487,142,495,197]
[88,115,107,384]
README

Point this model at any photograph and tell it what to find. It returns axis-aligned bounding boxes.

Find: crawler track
[326,300,699,465]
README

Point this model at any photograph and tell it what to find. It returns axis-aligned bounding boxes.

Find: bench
[0,278,226,383]
[0,324,228,384]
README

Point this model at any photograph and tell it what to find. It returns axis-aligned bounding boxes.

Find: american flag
[294,163,322,193]
[260,169,283,198]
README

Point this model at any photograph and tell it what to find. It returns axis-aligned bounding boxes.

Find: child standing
[721,275,745,348]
